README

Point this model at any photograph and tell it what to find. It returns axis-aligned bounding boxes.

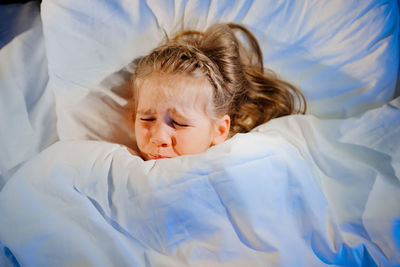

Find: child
[131,23,306,160]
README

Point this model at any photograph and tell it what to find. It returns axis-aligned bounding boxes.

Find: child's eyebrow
[169,108,190,120]
[137,109,157,115]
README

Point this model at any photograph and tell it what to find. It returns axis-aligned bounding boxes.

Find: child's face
[134,73,229,160]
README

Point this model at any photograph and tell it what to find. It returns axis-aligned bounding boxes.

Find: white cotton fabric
[40,0,399,149]
[1,0,399,266]
[0,2,57,188]
[0,99,399,266]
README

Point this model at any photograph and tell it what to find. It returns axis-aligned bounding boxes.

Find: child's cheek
[134,125,146,146]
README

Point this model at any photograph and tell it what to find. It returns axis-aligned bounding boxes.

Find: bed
[0,0,399,266]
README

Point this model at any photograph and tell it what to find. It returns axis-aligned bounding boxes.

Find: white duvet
[1,99,399,266]
[0,0,399,266]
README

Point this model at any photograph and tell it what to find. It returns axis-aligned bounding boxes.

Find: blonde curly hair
[131,23,306,136]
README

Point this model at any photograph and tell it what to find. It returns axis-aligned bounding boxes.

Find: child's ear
[211,114,231,146]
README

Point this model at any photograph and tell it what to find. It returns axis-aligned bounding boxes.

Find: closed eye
[172,120,189,127]
[140,118,155,122]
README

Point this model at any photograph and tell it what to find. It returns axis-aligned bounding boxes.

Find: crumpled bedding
[1,0,400,266]
[1,98,399,266]
[0,2,57,188]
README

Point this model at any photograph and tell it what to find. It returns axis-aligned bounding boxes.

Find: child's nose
[150,123,172,147]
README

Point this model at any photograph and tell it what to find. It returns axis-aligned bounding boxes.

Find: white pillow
[0,2,57,187]
[41,0,399,149]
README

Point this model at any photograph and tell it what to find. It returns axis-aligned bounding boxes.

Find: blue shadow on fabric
[3,246,20,267]
[394,219,400,250]
[0,2,40,49]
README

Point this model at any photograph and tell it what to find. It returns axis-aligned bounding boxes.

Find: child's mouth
[149,154,172,160]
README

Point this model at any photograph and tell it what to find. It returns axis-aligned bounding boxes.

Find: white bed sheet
[40,0,399,150]
[0,2,57,189]
[0,0,399,266]
[0,98,399,266]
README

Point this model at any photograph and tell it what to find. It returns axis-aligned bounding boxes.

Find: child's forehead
[138,73,213,106]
